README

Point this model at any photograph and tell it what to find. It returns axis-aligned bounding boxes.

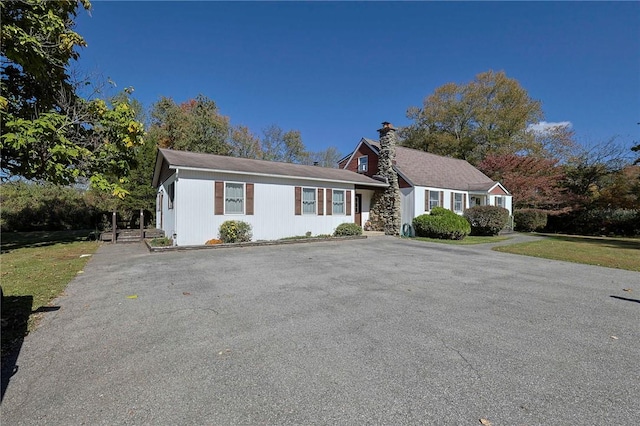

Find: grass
[279,234,332,240]
[407,235,511,245]
[149,236,173,247]
[493,234,640,272]
[1,229,98,253]
[1,230,100,357]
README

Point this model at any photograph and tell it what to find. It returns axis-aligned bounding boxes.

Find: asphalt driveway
[2,236,639,425]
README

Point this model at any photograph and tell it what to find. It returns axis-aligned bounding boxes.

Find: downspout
[173,169,179,246]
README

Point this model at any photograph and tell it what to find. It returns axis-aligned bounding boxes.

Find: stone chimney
[375,121,401,235]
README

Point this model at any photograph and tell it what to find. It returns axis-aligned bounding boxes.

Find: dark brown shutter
[450,193,454,211]
[246,183,254,215]
[425,190,430,211]
[463,194,467,211]
[317,188,324,215]
[326,189,332,216]
[346,190,352,215]
[295,186,301,215]
[439,191,444,208]
[215,181,224,215]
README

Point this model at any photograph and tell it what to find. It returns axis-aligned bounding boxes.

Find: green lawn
[493,234,640,272]
[1,230,100,357]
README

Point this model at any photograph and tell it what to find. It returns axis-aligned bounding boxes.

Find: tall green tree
[401,70,545,165]
[556,137,633,210]
[1,0,144,197]
[229,125,262,159]
[107,92,156,222]
[148,95,230,155]
[260,125,308,163]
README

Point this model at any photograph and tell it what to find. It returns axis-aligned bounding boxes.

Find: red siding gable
[490,185,508,195]
[341,143,379,178]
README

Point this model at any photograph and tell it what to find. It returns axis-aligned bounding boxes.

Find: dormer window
[357,156,368,173]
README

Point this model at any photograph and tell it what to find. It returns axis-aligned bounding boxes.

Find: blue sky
[74,1,639,157]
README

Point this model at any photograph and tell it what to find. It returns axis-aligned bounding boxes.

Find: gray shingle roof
[365,140,496,191]
[154,148,388,188]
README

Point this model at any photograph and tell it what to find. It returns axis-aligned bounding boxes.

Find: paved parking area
[2,236,639,425]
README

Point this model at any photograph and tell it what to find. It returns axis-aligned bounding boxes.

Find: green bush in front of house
[464,205,510,236]
[334,223,363,236]
[514,209,548,232]
[219,220,253,243]
[413,207,471,240]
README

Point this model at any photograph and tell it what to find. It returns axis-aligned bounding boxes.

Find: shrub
[546,208,640,237]
[205,238,223,245]
[219,220,252,243]
[412,208,471,240]
[514,209,548,232]
[149,237,173,247]
[463,205,510,236]
[579,209,639,236]
[0,181,100,232]
[333,223,363,236]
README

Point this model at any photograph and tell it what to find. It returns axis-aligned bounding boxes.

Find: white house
[338,136,513,228]
[152,149,388,246]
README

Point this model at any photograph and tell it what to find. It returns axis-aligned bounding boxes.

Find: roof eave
[170,165,389,187]
[152,149,166,188]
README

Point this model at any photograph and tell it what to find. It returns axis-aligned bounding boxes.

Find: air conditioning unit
[357,164,367,173]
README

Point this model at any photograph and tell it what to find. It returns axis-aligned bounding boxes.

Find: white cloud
[527,121,573,135]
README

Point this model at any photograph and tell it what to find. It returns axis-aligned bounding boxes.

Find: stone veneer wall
[370,123,401,235]
[366,189,386,231]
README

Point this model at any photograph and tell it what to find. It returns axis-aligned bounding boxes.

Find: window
[302,188,316,214]
[453,192,464,212]
[225,182,244,214]
[495,196,505,208]
[333,190,345,214]
[168,182,175,210]
[357,156,368,173]
[429,191,440,210]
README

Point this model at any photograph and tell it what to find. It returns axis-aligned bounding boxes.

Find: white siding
[357,189,375,225]
[490,194,513,215]
[411,186,473,217]
[171,170,359,246]
[157,174,177,241]
[400,187,415,228]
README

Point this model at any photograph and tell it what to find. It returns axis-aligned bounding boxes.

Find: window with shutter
[295,187,301,215]
[302,188,316,214]
[317,188,324,215]
[246,183,254,215]
[225,182,244,214]
[332,190,345,214]
[427,190,440,211]
[453,192,464,213]
[214,181,224,215]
